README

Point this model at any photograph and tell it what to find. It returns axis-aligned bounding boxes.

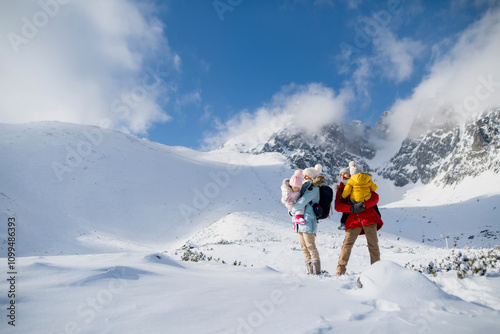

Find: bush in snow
[180,247,207,262]
[178,244,244,266]
[405,248,500,279]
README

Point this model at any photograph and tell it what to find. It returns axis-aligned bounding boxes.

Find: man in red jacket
[335,170,383,276]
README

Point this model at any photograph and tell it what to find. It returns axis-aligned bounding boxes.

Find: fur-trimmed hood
[281,178,292,192]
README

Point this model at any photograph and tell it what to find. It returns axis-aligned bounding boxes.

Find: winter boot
[312,259,321,275]
[305,260,313,274]
[338,222,345,230]
[336,265,346,276]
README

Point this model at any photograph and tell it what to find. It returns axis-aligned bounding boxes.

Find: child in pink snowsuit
[281,170,306,231]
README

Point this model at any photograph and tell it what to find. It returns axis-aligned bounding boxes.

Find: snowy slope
[1,122,500,333]
[6,250,499,334]
[0,122,288,256]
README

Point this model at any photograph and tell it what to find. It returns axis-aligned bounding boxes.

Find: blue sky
[1,0,500,150]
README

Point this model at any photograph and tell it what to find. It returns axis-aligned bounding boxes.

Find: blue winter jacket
[291,180,320,234]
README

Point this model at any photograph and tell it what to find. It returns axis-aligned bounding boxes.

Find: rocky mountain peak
[379,108,500,186]
[257,121,377,185]
[248,108,500,188]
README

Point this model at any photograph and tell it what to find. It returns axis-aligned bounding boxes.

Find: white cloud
[175,90,202,109]
[345,0,363,9]
[373,29,425,83]
[385,8,500,141]
[0,0,178,135]
[351,57,372,105]
[202,83,354,151]
[338,19,424,108]
[173,54,182,72]
[200,105,213,122]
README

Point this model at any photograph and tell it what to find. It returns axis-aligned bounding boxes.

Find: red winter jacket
[335,183,383,233]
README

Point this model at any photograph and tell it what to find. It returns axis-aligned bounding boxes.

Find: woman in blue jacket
[291,164,324,275]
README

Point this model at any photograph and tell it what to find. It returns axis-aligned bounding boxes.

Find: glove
[350,201,365,214]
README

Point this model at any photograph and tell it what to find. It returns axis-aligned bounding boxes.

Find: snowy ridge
[0,122,288,256]
[259,121,376,185]
[379,108,500,187]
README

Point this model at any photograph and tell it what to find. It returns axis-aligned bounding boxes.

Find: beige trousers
[337,224,380,275]
[298,232,320,261]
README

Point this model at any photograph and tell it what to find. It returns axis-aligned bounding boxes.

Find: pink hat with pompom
[289,170,303,188]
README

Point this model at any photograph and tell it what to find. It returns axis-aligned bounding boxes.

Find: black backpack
[311,185,334,220]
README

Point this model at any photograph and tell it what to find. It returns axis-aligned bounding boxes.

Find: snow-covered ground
[1,122,499,333]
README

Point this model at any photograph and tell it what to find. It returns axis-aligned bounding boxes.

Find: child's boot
[296,215,306,224]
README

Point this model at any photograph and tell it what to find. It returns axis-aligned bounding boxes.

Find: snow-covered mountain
[257,121,377,185]
[0,121,288,255]
[1,119,498,257]
[248,108,500,189]
[1,120,500,333]
[379,108,500,186]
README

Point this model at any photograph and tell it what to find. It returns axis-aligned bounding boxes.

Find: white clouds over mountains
[0,0,177,134]
[202,83,353,151]
[372,29,425,83]
[1,1,499,153]
[203,4,500,152]
[386,7,500,141]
